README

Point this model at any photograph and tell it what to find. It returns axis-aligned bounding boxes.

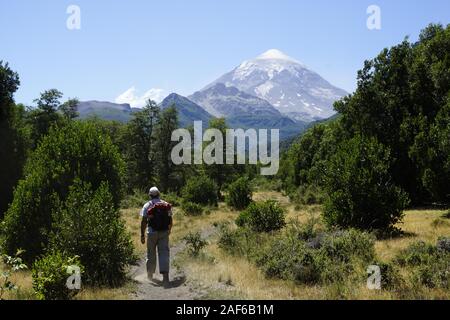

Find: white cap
[149,187,160,197]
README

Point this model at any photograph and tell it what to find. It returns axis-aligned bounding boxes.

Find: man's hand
[141,234,145,244]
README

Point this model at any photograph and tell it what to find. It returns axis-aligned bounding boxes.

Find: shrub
[413,256,450,289]
[49,180,134,286]
[32,251,83,300]
[181,202,203,216]
[226,177,252,210]
[183,232,207,257]
[323,136,409,231]
[121,189,148,209]
[218,225,264,259]
[255,228,375,285]
[236,201,286,232]
[290,184,326,205]
[395,241,438,266]
[181,176,218,206]
[162,192,181,207]
[395,240,450,289]
[1,121,125,262]
[318,229,375,264]
[377,262,404,291]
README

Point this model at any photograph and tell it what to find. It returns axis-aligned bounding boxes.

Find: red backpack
[147,202,172,231]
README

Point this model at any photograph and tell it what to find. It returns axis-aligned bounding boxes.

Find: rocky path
[129,227,216,300]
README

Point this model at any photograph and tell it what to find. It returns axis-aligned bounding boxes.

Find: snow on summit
[201,49,348,122]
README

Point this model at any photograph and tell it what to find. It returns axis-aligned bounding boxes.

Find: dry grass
[175,191,450,300]
[2,191,449,300]
[375,209,450,262]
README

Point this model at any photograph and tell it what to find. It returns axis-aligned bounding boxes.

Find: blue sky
[1,0,449,106]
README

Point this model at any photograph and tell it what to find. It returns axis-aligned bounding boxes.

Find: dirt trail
[129,227,215,300]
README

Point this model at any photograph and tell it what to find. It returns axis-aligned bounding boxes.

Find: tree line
[279,23,450,231]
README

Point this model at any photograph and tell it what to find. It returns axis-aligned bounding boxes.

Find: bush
[218,225,264,259]
[121,189,148,209]
[162,192,181,207]
[394,240,450,289]
[183,232,207,257]
[413,256,450,289]
[226,177,253,210]
[49,180,134,286]
[181,176,218,206]
[1,121,125,262]
[290,184,326,205]
[323,136,409,231]
[255,228,375,285]
[395,241,438,266]
[32,251,83,300]
[181,202,203,216]
[236,201,286,232]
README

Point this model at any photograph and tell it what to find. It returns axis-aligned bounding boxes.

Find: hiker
[140,187,173,285]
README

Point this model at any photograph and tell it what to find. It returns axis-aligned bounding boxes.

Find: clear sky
[1,0,449,106]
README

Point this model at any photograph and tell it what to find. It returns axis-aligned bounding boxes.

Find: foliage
[280,24,450,228]
[59,98,79,120]
[323,136,409,231]
[290,184,326,205]
[395,239,450,289]
[162,192,181,207]
[183,232,208,257]
[121,100,159,191]
[395,241,438,266]
[28,89,64,147]
[49,180,134,286]
[203,118,242,200]
[226,177,253,210]
[236,200,286,232]
[154,105,181,192]
[0,249,27,300]
[1,121,125,262]
[258,228,375,284]
[181,175,218,206]
[181,202,204,216]
[32,251,83,300]
[0,62,27,219]
[121,189,149,209]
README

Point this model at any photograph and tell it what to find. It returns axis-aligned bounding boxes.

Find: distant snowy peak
[255,49,301,63]
[203,49,347,122]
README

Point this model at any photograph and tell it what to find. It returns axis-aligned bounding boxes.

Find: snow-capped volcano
[203,49,347,122]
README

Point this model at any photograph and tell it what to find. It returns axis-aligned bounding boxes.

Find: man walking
[140,187,173,286]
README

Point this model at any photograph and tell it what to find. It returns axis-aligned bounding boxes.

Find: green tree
[59,98,79,120]
[28,89,63,147]
[155,105,179,192]
[0,62,27,218]
[50,180,133,286]
[122,99,159,191]
[323,136,409,231]
[1,121,125,262]
[203,118,239,199]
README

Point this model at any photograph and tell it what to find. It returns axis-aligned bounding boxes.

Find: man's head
[149,187,160,199]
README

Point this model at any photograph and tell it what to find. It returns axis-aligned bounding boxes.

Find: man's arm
[141,216,147,244]
[168,216,173,234]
